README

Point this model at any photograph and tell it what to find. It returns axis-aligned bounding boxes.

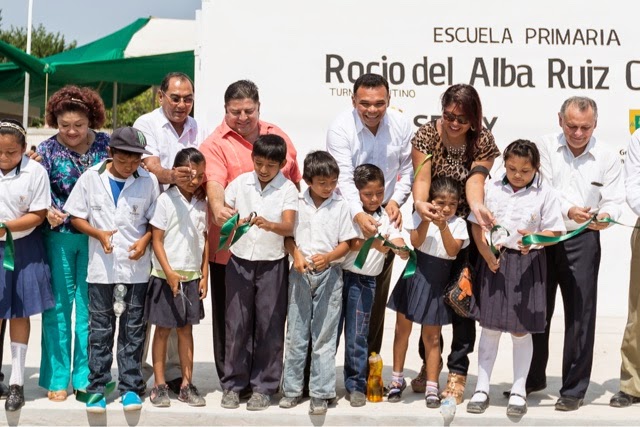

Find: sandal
[441,373,466,404]
[47,390,68,402]
[425,390,441,408]
[387,379,407,403]
[466,390,490,414]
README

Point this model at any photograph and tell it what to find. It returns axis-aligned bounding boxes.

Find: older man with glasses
[134,72,208,188]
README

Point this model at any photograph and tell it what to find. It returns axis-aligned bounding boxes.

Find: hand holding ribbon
[0,223,14,271]
[354,234,417,279]
[217,212,256,251]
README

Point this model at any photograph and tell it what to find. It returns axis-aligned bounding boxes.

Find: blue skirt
[0,228,54,318]
[387,251,454,325]
[474,248,547,334]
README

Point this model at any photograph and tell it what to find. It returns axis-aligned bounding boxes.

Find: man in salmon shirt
[199,80,301,394]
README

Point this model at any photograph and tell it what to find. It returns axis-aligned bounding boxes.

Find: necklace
[441,129,467,167]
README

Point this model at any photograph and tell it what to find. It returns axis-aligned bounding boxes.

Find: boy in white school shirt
[279,151,357,415]
[64,126,160,413]
[219,134,298,412]
[339,163,409,407]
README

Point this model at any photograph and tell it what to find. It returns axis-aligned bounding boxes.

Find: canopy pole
[44,73,48,114]
[21,0,34,127]
[112,82,118,129]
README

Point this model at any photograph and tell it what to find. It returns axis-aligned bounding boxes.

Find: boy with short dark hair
[340,163,409,407]
[65,126,160,413]
[219,134,298,411]
[279,151,357,415]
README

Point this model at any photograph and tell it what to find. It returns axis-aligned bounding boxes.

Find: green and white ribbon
[0,223,14,271]
[75,381,116,404]
[217,212,254,251]
[354,233,417,279]
[520,215,640,247]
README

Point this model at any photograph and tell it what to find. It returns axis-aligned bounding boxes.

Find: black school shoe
[5,385,25,411]
[555,396,583,411]
[610,390,640,408]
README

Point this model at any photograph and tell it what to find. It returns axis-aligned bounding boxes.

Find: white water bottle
[440,396,457,423]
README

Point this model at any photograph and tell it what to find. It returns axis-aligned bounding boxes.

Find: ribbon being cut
[489,215,640,249]
[217,212,256,251]
[354,234,417,279]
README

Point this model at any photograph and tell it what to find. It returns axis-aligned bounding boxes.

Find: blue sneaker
[121,391,142,411]
[86,395,107,413]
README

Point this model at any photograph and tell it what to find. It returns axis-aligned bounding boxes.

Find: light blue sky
[1,0,201,47]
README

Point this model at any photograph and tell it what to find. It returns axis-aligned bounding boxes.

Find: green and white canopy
[0,17,195,112]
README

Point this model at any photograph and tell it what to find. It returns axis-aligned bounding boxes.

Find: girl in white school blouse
[466,139,565,417]
[0,119,54,411]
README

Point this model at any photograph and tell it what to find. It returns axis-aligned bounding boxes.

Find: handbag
[444,262,474,318]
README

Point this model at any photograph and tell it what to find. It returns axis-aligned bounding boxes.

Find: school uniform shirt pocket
[16,193,31,214]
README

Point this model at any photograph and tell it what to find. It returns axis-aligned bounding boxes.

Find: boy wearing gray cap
[64,127,160,413]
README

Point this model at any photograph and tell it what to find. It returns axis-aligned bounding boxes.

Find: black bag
[444,263,474,318]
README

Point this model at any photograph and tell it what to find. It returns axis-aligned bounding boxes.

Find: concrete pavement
[2,302,638,426]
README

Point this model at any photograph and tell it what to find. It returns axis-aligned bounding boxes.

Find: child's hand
[46,207,69,228]
[198,277,208,300]
[128,239,148,260]
[482,250,500,273]
[97,229,117,254]
[394,247,411,260]
[372,234,390,253]
[517,229,532,255]
[292,251,309,273]
[166,270,186,297]
[253,216,273,232]
[309,254,330,272]
[0,227,5,239]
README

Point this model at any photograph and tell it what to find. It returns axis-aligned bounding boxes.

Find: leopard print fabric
[412,120,500,218]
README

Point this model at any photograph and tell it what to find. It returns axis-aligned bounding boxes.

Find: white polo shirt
[407,211,469,260]
[536,132,624,231]
[64,160,160,284]
[150,186,208,275]
[0,156,51,241]
[293,189,358,263]
[225,171,298,261]
[468,174,566,250]
[342,208,403,276]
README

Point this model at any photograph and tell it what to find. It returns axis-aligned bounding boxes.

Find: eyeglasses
[442,111,470,125]
[161,91,194,105]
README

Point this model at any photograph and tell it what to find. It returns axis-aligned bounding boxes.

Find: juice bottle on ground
[367,352,383,402]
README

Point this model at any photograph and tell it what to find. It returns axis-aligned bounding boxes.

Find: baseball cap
[108,127,152,155]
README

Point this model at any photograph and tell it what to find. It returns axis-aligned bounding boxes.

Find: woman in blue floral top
[36,86,110,401]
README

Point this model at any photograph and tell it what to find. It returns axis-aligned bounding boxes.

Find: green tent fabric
[0,17,195,111]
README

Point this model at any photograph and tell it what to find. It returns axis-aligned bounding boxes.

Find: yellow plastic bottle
[367,352,383,402]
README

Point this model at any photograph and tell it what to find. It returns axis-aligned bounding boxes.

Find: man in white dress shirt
[527,96,624,411]
[326,73,413,355]
[610,127,640,408]
[134,72,207,187]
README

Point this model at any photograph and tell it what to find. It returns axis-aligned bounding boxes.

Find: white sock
[471,328,501,403]
[509,334,532,406]
[9,342,28,386]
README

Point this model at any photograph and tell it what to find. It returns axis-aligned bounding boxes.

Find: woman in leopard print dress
[408,84,500,405]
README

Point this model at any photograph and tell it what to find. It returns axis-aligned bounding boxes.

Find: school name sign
[196,0,638,316]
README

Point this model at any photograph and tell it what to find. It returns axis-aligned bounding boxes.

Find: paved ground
[2,301,638,426]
